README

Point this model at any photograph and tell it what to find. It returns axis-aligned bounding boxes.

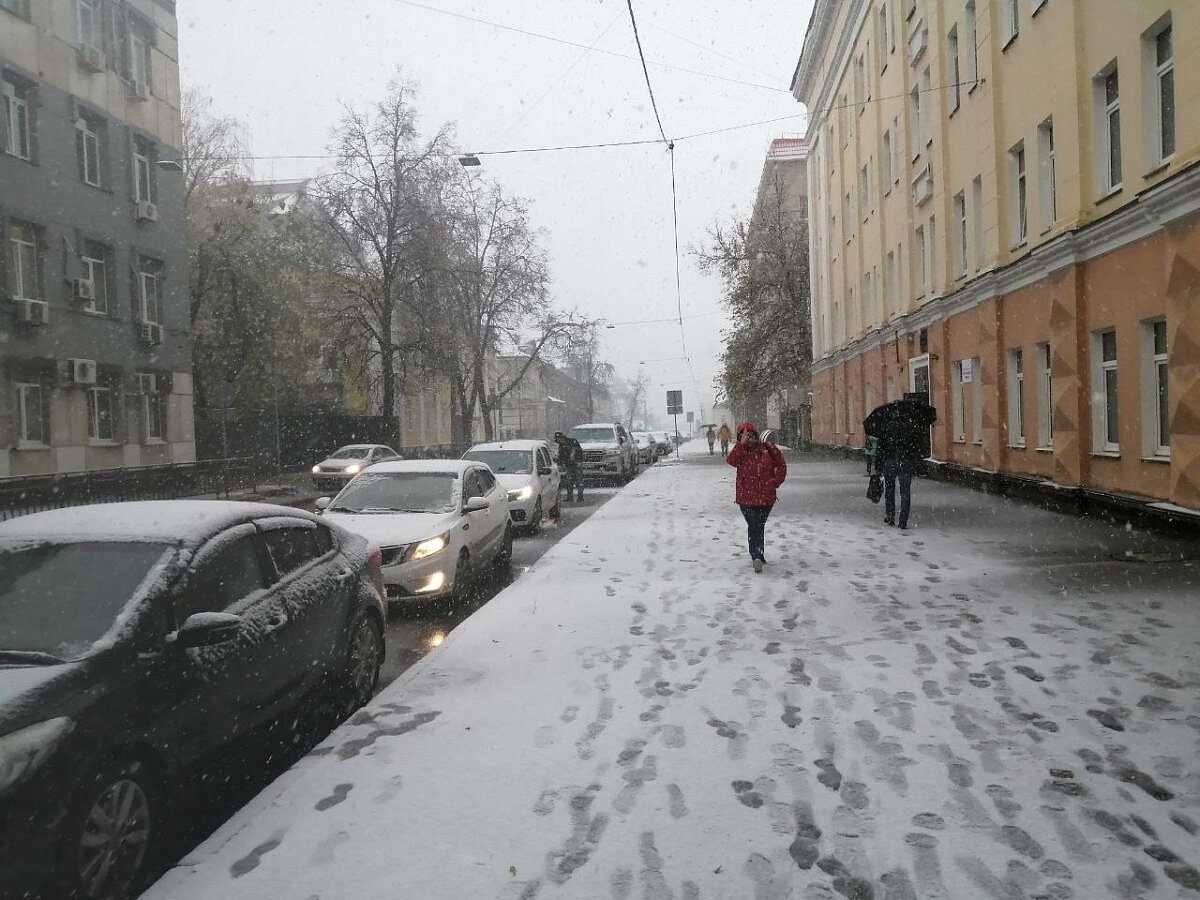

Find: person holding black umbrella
[863,395,937,530]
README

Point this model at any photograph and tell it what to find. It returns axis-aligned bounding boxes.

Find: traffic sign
[666,390,683,415]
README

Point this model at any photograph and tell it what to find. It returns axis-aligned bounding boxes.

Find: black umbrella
[863,398,937,456]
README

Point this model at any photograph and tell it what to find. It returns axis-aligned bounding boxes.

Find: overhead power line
[624,0,669,145]
[390,0,790,94]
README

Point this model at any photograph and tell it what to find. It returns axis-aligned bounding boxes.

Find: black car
[0,501,386,900]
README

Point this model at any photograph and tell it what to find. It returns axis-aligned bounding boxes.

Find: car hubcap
[79,778,150,899]
[350,619,381,702]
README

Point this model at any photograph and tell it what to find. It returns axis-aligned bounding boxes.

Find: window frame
[76,114,102,187]
[8,224,39,301]
[947,26,960,114]
[1095,65,1122,196]
[971,175,984,271]
[953,190,967,277]
[1037,117,1056,231]
[16,382,45,446]
[80,254,108,314]
[1007,348,1026,448]
[139,373,165,442]
[952,360,966,442]
[1009,141,1027,246]
[1144,20,1174,168]
[139,266,162,325]
[1091,329,1120,454]
[87,385,116,443]
[970,357,983,444]
[1001,0,1019,47]
[133,137,154,203]
[1,77,32,161]
[964,0,979,87]
[1140,318,1169,458]
[1036,342,1053,449]
[76,0,102,50]
[913,224,927,298]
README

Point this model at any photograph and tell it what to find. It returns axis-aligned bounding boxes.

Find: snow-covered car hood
[316,458,365,471]
[494,473,535,493]
[578,441,619,452]
[322,510,459,549]
[0,662,80,721]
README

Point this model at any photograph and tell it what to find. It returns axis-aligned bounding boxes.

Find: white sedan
[462,440,561,533]
[317,459,511,604]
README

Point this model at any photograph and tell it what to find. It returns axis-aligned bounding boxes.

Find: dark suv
[0,501,385,900]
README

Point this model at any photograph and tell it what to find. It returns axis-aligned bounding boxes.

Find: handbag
[866,471,883,503]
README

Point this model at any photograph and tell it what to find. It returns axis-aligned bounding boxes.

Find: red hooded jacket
[725,422,787,506]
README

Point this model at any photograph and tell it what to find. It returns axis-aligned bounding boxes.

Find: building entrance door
[908,354,933,458]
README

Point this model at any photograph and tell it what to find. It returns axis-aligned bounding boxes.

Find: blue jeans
[739,504,772,561]
[882,456,914,527]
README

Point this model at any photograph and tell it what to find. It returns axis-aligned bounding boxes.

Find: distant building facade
[0,0,193,476]
[794,0,1200,511]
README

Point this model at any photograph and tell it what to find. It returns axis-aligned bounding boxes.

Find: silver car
[312,444,399,492]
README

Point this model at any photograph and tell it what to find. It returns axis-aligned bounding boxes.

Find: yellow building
[794,0,1200,513]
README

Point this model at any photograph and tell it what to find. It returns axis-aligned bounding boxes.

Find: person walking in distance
[717,422,733,457]
[553,431,585,502]
[870,395,937,530]
[726,422,787,572]
[705,425,717,455]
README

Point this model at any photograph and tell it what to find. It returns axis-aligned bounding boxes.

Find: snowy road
[144,447,1200,899]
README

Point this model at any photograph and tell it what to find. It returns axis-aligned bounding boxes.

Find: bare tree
[694,171,811,418]
[313,75,453,420]
[553,319,614,422]
[181,89,247,207]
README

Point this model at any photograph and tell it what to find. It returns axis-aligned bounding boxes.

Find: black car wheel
[548,486,561,519]
[453,550,473,601]
[527,498,543,535]
[495,524,514,570]
[342,609,384,714]
[69,757,160,900]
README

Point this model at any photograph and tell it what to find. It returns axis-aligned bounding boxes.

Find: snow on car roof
[0,500,317,546]
[466,440,545,451]
[572,422,619,429]
[366,459,475,475]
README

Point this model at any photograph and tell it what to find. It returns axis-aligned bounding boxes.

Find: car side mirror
[464,496,489,513]
[537,465,551,476]
[173,612,241,649]
[315,497,331,510]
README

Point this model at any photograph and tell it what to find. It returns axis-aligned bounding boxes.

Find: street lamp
[458,154,482,167]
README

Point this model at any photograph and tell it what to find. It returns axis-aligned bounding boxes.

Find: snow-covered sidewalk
[145,447,1200,900]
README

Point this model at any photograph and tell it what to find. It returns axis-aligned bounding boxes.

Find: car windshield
[0,542,172,660]
[328,447,371,460]
[571,428,616,444]
[462,450,533,474]
[331,471,457,513]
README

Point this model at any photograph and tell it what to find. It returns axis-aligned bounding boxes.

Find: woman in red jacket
[725,422,787,572]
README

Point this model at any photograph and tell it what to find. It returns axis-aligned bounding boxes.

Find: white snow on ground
[144,446,1200,900]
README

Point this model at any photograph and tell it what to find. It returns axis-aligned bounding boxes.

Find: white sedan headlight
[0,718,74,793]
[507,485,533,502]
[410,532,449,561]
[312,465,321,474]
[345,464,362,475]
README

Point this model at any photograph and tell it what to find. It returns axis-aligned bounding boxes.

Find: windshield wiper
[0,650,67,666]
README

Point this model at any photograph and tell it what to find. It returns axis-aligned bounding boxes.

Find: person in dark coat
[705,425,717,455]
[553,432,584,502]
[865,396,937,530]
[725,422,787,572]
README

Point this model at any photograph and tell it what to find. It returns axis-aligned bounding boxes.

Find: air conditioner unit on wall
[136,200,158,223]
[140,322,163,345]
[78,46,106,72]
[68,358,98,385]
[129,79,150,101]
[16,298,50,325]
[72,278,96,301]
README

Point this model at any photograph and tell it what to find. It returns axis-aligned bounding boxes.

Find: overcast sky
[178,0,814,425]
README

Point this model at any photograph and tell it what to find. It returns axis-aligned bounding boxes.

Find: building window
[947,26,960,113]
[1007,348,1025,447]
[860,165,870,220]
[844,193,853,243]
[913,225,926,297]
[921,67,932,145]
[908,86,921,160]
[1,76,31,160]
[882,130,893,192]
[129,29,150,89]
[878,4,890,71]
[953,191,967,276]
[80,250,109,314]
[928,215,937,294]
[7,222,39,301]
[1142,319,1169,457]
[1092,329,1119,453]
[1036,342,1053,449]
[0,0,31,18]
[138,374,164,442]
[1001,0,1018,46]
[971,358,983,443]
[1146,22,1174,165]
[965,0,978,85]
[76,113,103,187]
[139,265,162,325]
[133,136,154,202]
[1009,141,1027,246]
[1097,66,1122,194]
[87,386,115,442]
[952,361,966,441]
[1037,118,1056,230]
[1031,0,1047,12]
[16,383,44,445]
[77,0,102,49]
[971,175,983,270]
[885,250,896,315]
[855,54,867,109]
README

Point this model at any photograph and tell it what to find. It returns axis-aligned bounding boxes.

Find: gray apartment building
[0,0,193,478]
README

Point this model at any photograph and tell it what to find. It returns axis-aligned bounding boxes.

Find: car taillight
[367,544,383,569]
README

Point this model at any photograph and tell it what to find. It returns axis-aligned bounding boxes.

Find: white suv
[462,440,561,533]
[569,423,638,484]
